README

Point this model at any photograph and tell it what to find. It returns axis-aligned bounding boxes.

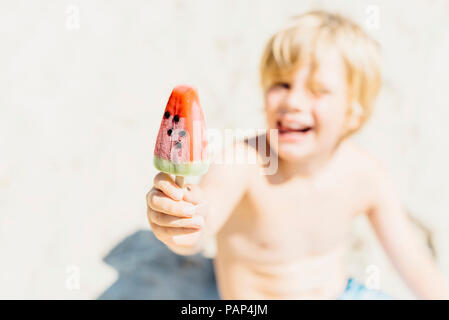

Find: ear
[346,102,364,132]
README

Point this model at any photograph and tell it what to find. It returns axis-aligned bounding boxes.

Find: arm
[367,165,449,299]
[198,142,254,241]
[147,141,254,255]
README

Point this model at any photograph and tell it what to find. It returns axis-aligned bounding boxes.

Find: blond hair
[260,10,382,132]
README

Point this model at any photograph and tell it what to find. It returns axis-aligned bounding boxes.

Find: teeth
[284,123,302,130]
[280,122,311,131]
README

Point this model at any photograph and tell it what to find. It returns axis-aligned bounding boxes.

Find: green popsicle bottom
[154,156,209,176]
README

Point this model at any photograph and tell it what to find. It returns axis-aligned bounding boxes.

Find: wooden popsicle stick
[175,175,185,188]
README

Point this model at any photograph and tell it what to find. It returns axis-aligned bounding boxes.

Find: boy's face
[264,48,352,162]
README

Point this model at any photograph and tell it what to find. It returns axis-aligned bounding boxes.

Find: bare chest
[217,173,366,262]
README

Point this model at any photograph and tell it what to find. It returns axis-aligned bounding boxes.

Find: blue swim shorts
[338,278,392,300]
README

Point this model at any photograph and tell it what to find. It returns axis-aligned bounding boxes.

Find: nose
[282,89,311,113]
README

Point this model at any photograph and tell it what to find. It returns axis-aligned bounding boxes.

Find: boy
[146,11,449,299]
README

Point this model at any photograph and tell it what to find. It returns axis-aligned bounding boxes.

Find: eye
[267,82,291,94]
[311,87,331,96]
[164,111,170,119]
[179,130,186,137]
[271,82,290,90]
[308,81,332,96]
[173,115,180,123]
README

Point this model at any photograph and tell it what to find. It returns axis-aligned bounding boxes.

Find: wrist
[167,243,203,256]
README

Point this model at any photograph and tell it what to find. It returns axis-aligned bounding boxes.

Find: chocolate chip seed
[173,115,180,123]
[164,111,171,119]
[167,129,172,136]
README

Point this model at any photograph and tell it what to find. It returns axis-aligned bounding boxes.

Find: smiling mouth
[277,120,314,135]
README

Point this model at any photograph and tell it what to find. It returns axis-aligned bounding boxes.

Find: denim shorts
[338,278,392,300]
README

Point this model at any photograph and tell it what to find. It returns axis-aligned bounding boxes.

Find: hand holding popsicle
[146,172,206,255]
[147,85,209,255]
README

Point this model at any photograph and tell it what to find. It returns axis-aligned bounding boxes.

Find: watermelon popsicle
[154,85,209,187]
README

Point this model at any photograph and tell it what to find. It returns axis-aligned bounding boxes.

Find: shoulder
[338,140,387,181]
[338,140,395,206]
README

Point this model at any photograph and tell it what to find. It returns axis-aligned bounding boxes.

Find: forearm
[411,266,449,299]
[367,164,449,299]
[370,208,449,299]
[392,242,449,299]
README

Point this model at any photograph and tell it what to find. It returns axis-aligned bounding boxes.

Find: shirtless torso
[209,139,373,299]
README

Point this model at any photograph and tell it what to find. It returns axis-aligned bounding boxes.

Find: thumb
[182,184,203,205]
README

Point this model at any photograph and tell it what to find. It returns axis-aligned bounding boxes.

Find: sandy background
[1,0,449,299]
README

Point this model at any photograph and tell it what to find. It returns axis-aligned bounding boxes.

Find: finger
[183,184,203,205]
[147,208,204,229]
[149,221,201,245]
[147,189,195,217]
[153,172,183,201]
